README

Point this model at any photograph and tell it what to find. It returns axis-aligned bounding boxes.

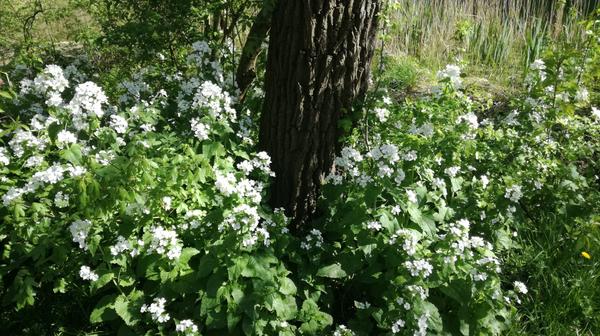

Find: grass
[385,0,594,88]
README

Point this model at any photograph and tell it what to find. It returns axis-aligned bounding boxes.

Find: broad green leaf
[316,263,347,278]
[90,294,118,324]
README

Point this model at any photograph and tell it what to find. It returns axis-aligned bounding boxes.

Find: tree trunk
[259,0,381,227]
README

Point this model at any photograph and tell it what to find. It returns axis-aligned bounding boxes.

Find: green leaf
[61,144,83,164]
[272,295,297,320]
[316,263,347,278]
[114,290,143,326]
[90,294,118,324]
[92,272,115,292]
[278,277,297,295]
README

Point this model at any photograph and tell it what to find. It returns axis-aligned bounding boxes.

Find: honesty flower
[406,189,418,203]
[591,107,600,121]
[56,130,77,148]
[109,115,128,134]
[513,281,528,294]
[141,297,170,323]
[79,265,98,281]
[0,147,9,166]
[69,219,92,250]
[530,59,546,71]
[176,319,199,334]
[437,64,462,88]
[69,81,108,118]
[391,319,405,333]
[33,64,69,94]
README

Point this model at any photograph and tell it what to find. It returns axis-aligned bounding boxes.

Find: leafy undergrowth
[0,16,599,336]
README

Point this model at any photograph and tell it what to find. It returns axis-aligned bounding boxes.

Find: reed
[386,0,595,84]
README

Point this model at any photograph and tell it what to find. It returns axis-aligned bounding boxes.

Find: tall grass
[386,0,596,85]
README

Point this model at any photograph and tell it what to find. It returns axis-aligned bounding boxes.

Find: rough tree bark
[259,0,381,227]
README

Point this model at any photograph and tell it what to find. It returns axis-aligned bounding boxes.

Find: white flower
[457,112,479,129]
[176,319,199,334]
[79,265,98,281]
[591,107,600,121]
[530,59,546,71]
[404,259,433,277]
[575,87,589,103]
[190,118,210,140]
[366,221,383,231]
[437,64,462,88]
[374,107,390,122]
[140,297,170,323]
[24,155,44,168]
[56,130,77,148]
[33,64,69,94]
[215,172,236,196]
[110,236,132,256]
[505,184,523,202]
[391,205,402,215]
[406,189,418,203]
[148,226,182,260]
[394,169,405,185]
[2,187,25,206]
[109,115,128,134]
[391,319,405,333]
[480,175,490,188]
[445,166,460,177]
[69,219,92,250]
[514,281,528,294]
[0,147,9,166]
[162,196,172,210]
[68,82,108,118]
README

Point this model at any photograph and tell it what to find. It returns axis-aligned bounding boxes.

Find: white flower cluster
[70,219,92,250]
[300,228,324,250]
[110,235,132,256]
[140,297,170,323]
[457,112,479,129]
[215,172,236,196]
[9,129,48,158]
[366,220,383,231]
[147,226,182,260]
[3,163,83,206]
[513,281,528,294]
[404,259,433,278]
[0,147,9,166]
[236,151,274,177]
[109,115,129,134]
[374,107,390,122]
[30,64,69,96]
[389,229,420,256]
[187,41,212,66]
[504,184,523,202]
[221,204,271,247]
[190,118,210,140]
[175,319,199,335]
[333,325,356,336]
[191,81,236,123]
[68,81,108,119]
[391,318,405,333]
[79,265,99,281]
[56,130,77,148]
[409,121,434,137]
[437,64,462,88]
